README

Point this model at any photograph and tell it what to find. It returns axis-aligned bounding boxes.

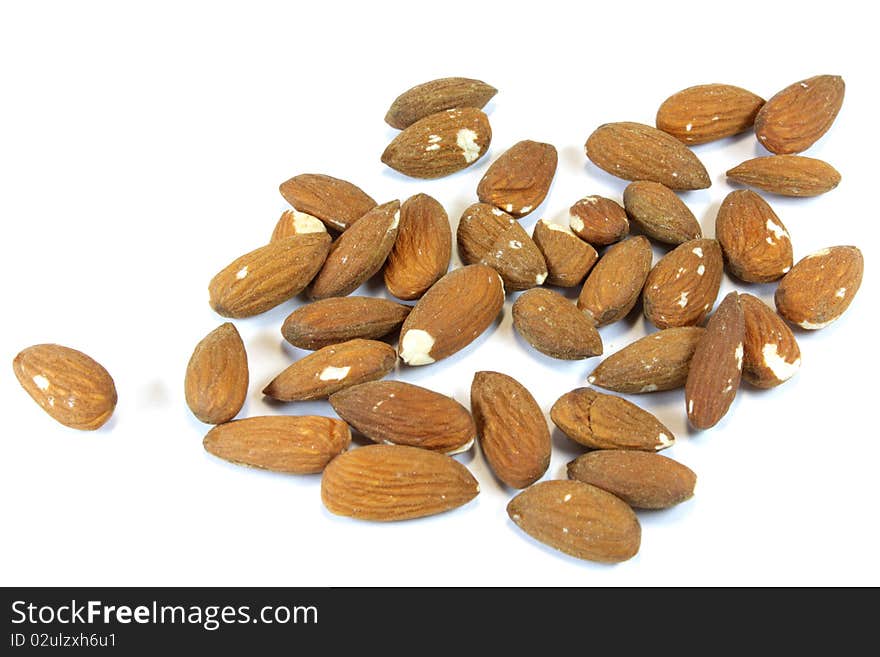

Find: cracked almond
[270,209,327,242]
[740,293,800,388]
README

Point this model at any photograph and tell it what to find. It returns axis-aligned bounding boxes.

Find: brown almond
[623,181,702,245]
[740,293,801,388]
[577,236,652,327]
[727,155,841,197]
[270,209,328,242]
[532,219,598,287]
[184,323,248,424]
[568,195,629,246]
[384,77,497,129]
[477,140,557,218]
[656,83,765,145]
[755,75,845,154]
[281,296,410,350]
[279,173,376,232]
[457,203,516,266]
[512,288,602,360]
[321,444,480,521]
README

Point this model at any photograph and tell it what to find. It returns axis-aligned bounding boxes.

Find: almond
[184,323,248,425]
[512,288,602,360]
[642,238,723,329]
[567,450,696,510]
[550,387,675,451]
[263,339,396,401]
[381,107,491,179]
[208,233,331,318]
[457,202,515,265]
[740,293,801,388]
[476,140,557,218]
[270,209,327,242]
[656,83,764,145]
[470,371,551,489]
[383,193,452,300]
[329,380,475,454]
[775,246,863,330]
[384,77,497,129]
[568,195,629,245]
[532,218,598,287]
[587,326,705,393]
[203,416,350,474]
[577,236,652,327]
[321,444,480,521]
[13,344,117,431]
[755,75,845,154]
[281,296,410,350]
[398,264,505,365]
[685,292,745,430]
[507,480,640,563]
[715,190,793,283]
[585,121,710,190]
[309,200,400,299]
[726,155,841,197]
[279,173,376,232]
[622,181,701,245]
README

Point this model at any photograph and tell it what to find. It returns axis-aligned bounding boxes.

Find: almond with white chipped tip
[588,326,705,394]
[532,219,598,287]
[184,323,248,425]
[643,238,723,329]
[622,181,702,245]
[655,83,765,145]
[726,155,841,197]
[470,371,551,489]
[507,480,641,564]
[685,292,745,430]
[262,339,396,402]
[512,288,602,360]
[550,387,675,451]
[270,209,327,242]
[568,195,629,246]
[577,236,653,327]
[278,173,376,232]
[398,264,504,366]
[384,77,497,129]
[281,297,410,351]
[381,107,491,179]
[740,294,801,389]
[476,140,557,219]
[329,380,475,454]
[775,246,863,330]
[13,344,117,431]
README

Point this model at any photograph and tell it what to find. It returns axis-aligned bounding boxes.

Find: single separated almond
[281,296,410,350]
[656,83,764,145]
[471,371,551,489]
[477,140,557,218]
[568,451,696,510]
[381,107,491,179]
[13,344,117,431]
[507,480,640,563]
[270,209,327,242]
[384,193,452,300]
[532,219,598,287]
[585,122,710,190]
[775,246,863,330]
[384,77,497,129]
[623,181,701,245]
[203,416,350,474]
[577,236,652,327]
[740,293,801,388]
[550,388,675,451]
[398,264,504,365]
[568,196,629,245]
[185,323,248,424]
[727,155,841,197]
[329,380,475,454]
[755,75,845,154]
[685,292,745,430]
[512,288,602,360]
[588,326,705,394]
[321,444,480,521]
[279,173,376,232]
[263,339,396,401]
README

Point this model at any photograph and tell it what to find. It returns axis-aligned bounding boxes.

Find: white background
[1,0,878,587]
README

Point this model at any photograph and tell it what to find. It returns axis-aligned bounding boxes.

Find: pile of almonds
[13,75,864,564]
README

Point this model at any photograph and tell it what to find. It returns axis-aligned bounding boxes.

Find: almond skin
[507,480,641,563]
[775,246,863,330]
[532,219,598,287]
[321,444,480,521]
[726,155,841,197]
[384,77,497,129]
[568,195,629,246]
[384,193,451,300]
[755,75,845,154]
[643,238,723,329]
[329,380,475,454]
[656,83,764,145]
[477,140,557,218]
[13,344,117,431]
[279,173,376,232]
[270,209,327,242]
[281,297,410,350]
[185,323,248,425]
[203,416,350,474]
[585,121,711,190]
[588,326,705,394]
[381,107,491,179]
[623,181,701,245]
[263,339,396,401]
[740,293,801,388]
[512,288,602,360]
[457,203,516,266]
[208,233,331,318]
[551,387,675,451]
[398,265,505,365]
[578,236,652,327]
[470,371,551,489]
[567,451,696,510]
